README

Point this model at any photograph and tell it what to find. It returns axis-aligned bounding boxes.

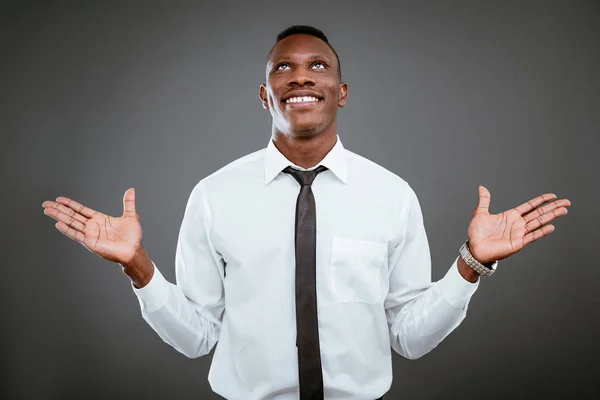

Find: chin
[289,120,324,136]
[289,127,322,138]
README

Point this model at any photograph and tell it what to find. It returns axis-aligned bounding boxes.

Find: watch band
[459,240,498,278]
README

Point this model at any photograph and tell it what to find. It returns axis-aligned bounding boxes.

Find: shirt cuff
[436,256,480,309]
[131,260,171,312]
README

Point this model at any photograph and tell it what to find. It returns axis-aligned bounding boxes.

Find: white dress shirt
[133,135,479,400]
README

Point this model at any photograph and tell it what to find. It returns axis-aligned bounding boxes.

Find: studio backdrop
[2,1,599,399]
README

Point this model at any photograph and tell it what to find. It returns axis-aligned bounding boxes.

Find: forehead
[268,34,336,64]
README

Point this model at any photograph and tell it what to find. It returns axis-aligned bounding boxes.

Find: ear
[259,84,269,110]
[337,82,348,107]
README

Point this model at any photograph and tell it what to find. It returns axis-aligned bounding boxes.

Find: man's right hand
[42,188,153,287]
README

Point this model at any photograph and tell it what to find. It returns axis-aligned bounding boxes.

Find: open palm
[42,188,142,264]
[467,186,571,265]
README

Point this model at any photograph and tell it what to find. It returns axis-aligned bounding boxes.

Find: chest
[210,179,402,269]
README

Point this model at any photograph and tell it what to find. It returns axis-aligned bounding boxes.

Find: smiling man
[42,25,571,400]
[259,28,346,162]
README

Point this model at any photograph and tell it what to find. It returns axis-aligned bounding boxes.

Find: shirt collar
[264,134,348,185]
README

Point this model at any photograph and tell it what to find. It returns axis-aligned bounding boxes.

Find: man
[41,25,571,400]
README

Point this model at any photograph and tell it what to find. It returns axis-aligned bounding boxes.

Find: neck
[271,128,337,169]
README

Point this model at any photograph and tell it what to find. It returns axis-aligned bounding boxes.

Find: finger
[523,199,572,223]
[55,221,86,243]
[123,188,136,217]
[523,224,555,246]
[473,186,491,216]
[43,201,89,225]
[55,197,100,219]
[514,193,557,215]
[43,206,87,232]
[525,207,568,232]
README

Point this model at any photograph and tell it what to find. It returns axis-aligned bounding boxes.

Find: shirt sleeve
[385,183,479,360]
[132,180,225,358]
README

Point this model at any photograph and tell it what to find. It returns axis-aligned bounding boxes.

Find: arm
[42,184,225,358]
[385,184,571,360]
[385,184,479,360]
[131,180,225,359]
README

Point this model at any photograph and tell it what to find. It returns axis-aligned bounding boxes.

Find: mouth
[281,95,324,108]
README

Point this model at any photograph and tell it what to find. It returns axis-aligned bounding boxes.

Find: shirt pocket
[329,236,388,304]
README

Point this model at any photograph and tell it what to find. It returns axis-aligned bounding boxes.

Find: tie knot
[283,165,328,186]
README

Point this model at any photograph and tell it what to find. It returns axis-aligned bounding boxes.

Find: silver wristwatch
[459,240,498,278]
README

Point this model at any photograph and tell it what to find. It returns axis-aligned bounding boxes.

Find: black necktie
[283,165,328,400]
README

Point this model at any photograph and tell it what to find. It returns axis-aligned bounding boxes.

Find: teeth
[286,96,320,103]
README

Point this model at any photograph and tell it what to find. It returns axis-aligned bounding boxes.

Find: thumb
[123,187,137,216]
[473,185,491,216]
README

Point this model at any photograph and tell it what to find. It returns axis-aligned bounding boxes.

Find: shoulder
[344,148,423,218]
[187,147,266,202]
[208,147,265,184]
[345,148,411,193]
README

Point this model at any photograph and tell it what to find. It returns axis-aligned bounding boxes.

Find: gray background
[2,0,599,399]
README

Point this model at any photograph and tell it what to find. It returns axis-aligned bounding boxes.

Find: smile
[285,96,322,104]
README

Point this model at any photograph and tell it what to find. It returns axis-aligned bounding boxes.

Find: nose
[288,67,315,87]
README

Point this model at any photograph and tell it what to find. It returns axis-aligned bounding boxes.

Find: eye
[312,61,326,69]
[276,63,290,71]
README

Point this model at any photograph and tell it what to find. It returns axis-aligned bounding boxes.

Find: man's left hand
[467,186,571,265]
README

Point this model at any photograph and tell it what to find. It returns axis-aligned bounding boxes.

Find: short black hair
[267,25,342,80]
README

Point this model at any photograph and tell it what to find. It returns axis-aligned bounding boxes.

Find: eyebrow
[271,54,332,63]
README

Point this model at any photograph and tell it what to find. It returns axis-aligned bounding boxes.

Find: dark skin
[259,34,348,169]
[40,34,571,288]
